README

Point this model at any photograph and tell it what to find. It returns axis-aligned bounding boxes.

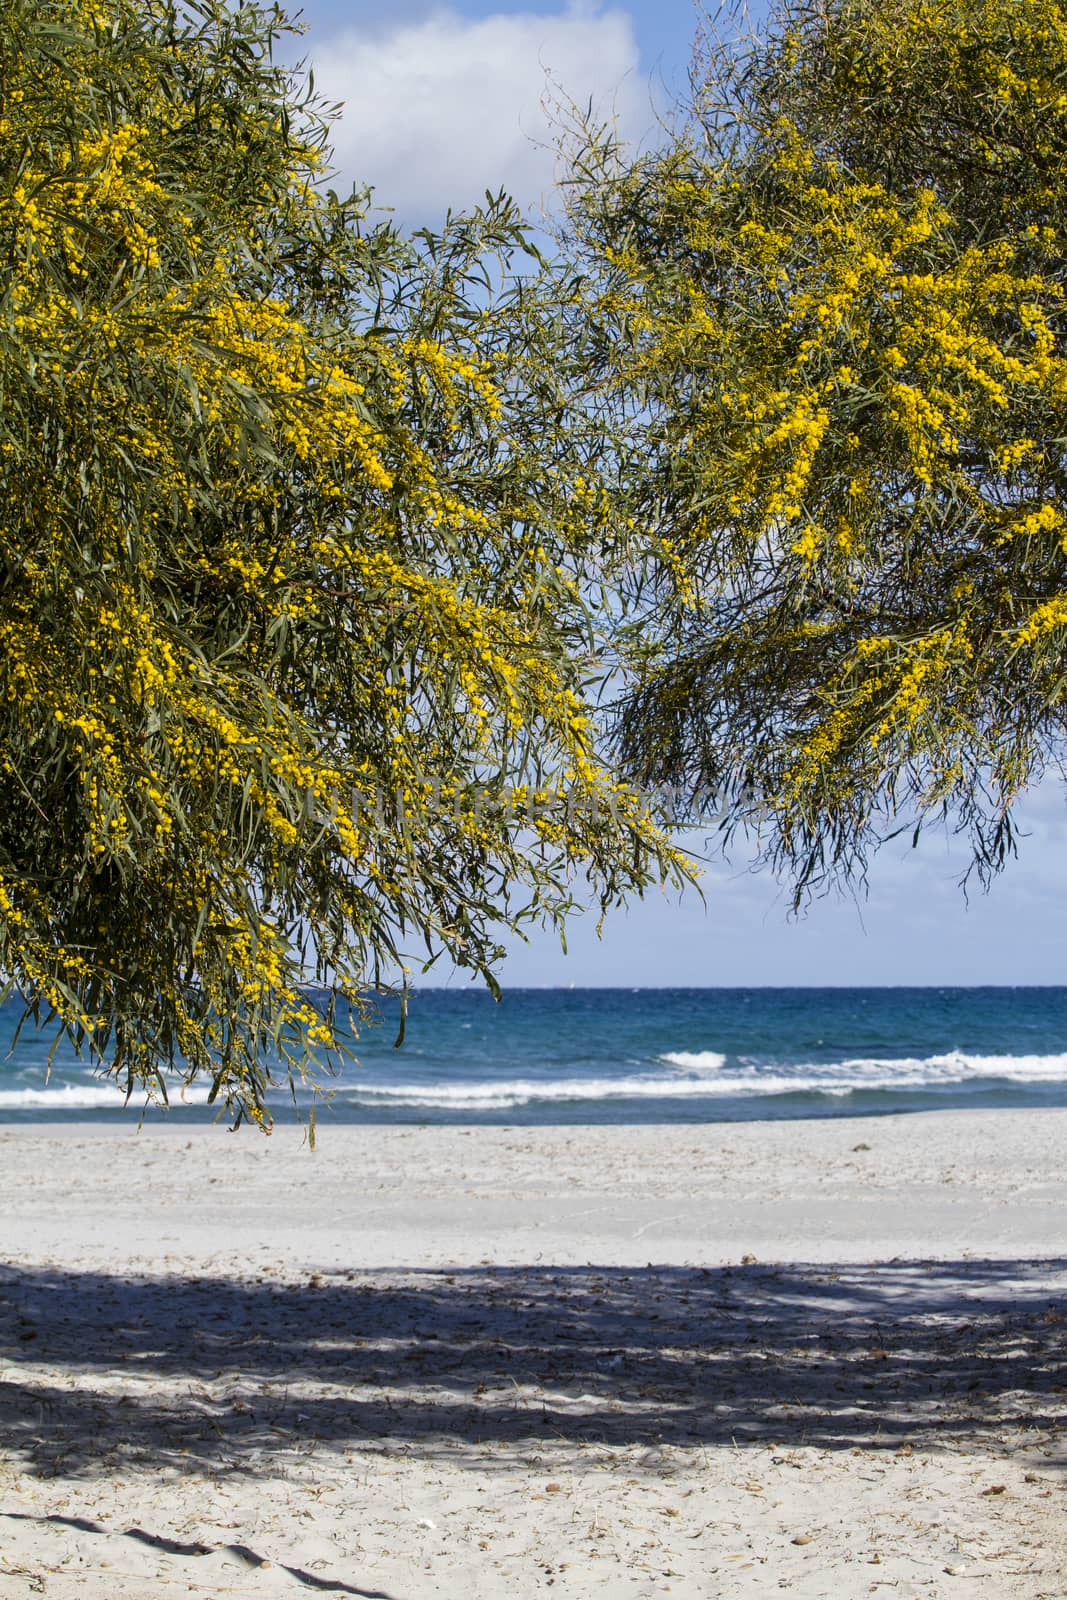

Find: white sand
[1,1110,1066,1597]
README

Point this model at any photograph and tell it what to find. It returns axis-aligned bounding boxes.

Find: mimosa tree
[564,0,1067,900]
[0,0,684,1122]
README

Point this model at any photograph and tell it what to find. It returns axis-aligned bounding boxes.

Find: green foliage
[563,0,1067,898]
[0,0,686,1121]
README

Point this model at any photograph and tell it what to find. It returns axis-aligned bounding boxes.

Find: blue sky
[285,2,1066,986]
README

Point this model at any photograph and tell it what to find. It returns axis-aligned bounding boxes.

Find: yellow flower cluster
[0,0,689,1121]
[565,0,1067,896]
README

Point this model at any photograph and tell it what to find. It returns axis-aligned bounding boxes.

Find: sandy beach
[1,1109,1065,1597]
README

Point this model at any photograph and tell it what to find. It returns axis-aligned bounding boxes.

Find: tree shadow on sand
[1,1257,1065,1478]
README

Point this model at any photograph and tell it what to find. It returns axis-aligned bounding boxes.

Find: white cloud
[310,4,645,223]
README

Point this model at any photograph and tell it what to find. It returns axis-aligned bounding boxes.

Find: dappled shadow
[1,1257,1065,1477]
[2,1512,259,1562]
[0,1511,395,1596]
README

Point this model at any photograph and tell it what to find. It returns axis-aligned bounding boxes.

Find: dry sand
[0,1109,1065,1598]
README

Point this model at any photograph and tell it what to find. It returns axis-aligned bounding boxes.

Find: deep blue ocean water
[2,986,1067,1125]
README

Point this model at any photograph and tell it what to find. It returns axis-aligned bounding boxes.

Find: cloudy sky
[295,0,708,222]
[287,1,1066,986]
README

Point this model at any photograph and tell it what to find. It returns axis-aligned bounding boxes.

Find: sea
[1,986,1067,1126]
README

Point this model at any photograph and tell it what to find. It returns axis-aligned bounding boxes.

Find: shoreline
[3,1110,1066,1596]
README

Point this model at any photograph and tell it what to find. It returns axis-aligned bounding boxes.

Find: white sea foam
[334,1075,723,1110]
[779,1050,1067,1089]
[659,1050,727,1074]
[329,1050,1067,1110]
[926,1049,1067,1082]
[0,1083,212,1110]
[5,1049,1067,1114]
[661,1048,1067,1094]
